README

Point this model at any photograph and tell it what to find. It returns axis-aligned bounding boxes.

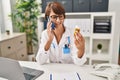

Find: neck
[54,25,65,44]
[55,24,65,35]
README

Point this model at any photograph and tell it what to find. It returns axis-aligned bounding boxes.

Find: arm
[74,32,85,58]
[71,46,86,65]
[71,32,86,65]
[36,30,50,65]
[36,21,54,65]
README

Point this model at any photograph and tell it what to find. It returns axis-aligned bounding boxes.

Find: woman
[36,2,86,65]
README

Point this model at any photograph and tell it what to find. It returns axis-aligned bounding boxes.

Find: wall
[109,0,120,63]
[0,0,2,34]
[0,0,5,33]
[0,0,13,34]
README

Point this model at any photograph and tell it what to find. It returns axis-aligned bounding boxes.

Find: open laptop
[0,57,44,80]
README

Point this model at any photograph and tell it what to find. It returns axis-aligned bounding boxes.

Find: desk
[19,61,109,80]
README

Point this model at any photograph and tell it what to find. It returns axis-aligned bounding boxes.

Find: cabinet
[41,0,73,12]
[39,12,118,65]
[64,12,117,65]
[89,13,114,65]
[41,0,108,13]
[0,33,28,61]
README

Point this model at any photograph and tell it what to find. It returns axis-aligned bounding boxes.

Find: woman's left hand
[74,32,85,58]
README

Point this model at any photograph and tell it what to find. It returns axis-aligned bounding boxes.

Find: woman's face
[49,9,64,26]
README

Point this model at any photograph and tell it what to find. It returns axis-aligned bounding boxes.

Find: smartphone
[51,22,55,30]
[47,16,55,30]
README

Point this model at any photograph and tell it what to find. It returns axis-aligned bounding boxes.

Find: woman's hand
[74,32,85,58]
[44,21,55,51]
[47,21,55,41]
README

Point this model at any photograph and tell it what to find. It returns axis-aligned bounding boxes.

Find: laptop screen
[0,57,44,80]
[0,57,26,80]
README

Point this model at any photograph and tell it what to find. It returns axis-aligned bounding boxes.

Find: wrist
[77,48,85,58]
[44,39,52,51]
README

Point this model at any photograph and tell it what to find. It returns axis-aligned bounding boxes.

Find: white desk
[19,61,108,80]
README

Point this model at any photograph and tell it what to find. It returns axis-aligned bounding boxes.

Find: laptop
[0,57,44,80]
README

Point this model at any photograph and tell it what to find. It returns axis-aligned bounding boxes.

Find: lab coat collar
[59,27,71,46]
[52,27,71,47]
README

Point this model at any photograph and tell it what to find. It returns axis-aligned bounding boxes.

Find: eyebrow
[50,15,58,16]
[50,15,63,16]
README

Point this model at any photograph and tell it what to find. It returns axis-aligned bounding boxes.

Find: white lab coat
[36,27,87,65]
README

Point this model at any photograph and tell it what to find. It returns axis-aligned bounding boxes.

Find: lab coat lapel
[52,36,60,61]
[59,28,71,47]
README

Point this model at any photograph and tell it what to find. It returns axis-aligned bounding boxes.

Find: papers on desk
[50,72,81,80]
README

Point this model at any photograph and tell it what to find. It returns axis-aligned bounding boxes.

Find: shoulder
[42,29,47,35]
[41,29,48,38]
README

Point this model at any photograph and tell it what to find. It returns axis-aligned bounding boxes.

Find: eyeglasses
[50,15,64,20]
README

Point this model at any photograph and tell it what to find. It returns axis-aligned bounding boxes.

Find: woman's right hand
[47,21,55,41]
[44,21,55,51]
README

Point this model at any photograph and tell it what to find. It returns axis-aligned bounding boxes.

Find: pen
[76,72,81,80]
[50,74,52,80]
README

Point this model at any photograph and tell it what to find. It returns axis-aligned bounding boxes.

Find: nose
[56,17,60,22]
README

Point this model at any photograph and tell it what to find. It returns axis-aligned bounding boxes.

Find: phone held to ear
[91,63,120,80]
[51,22,55,30]
[47,16,55,30]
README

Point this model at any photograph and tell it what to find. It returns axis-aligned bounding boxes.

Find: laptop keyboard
[24,73,35,80]
[22,67,44,80]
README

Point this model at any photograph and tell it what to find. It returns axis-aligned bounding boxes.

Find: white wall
[109,0,120,37]
[0,0,5,33]
[0,0,13,34]
[109,0,120,63]
[0,0,2,35]
[2,0,13,34]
